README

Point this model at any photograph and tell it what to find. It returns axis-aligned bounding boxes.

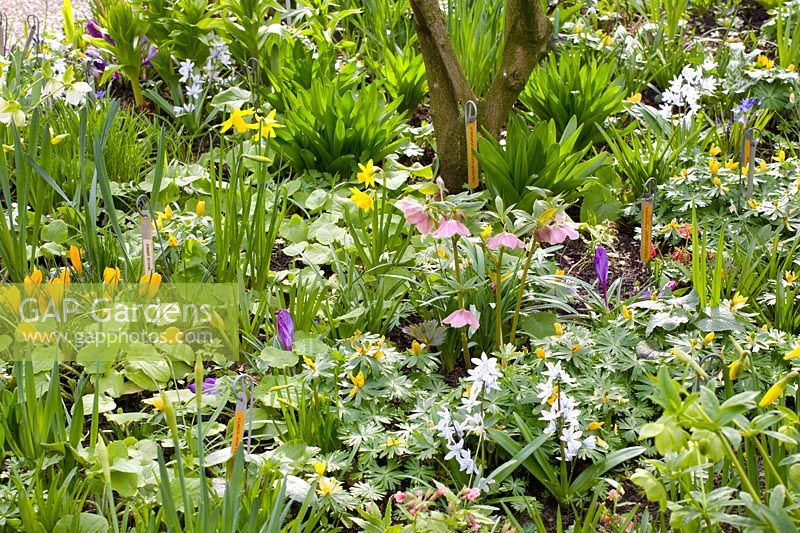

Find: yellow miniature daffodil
[252,109,283,140]
[357,160,377,187]
[220,107,256,134]
[349,188,373,212]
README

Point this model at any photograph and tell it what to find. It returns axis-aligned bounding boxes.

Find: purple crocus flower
[276,309,294,351]
[140,36,157,67]
[85,46,107,77]
[594,246,609,308]
[658,280,678,297]
[86,19,114,44]
[189,377,218,394]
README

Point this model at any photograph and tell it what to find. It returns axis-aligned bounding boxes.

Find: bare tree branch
[481,0,552,137]
[409,0,551,191]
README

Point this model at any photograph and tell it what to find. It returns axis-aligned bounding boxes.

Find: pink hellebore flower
[464,487,481,501]
[432,217,470,239]
[534,213,579,244]
[443,309,479,330]
[396,199,435,235]
[486,232,525,250]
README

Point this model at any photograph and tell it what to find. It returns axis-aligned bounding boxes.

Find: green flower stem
[452,236,470,368]
[495,248,503,351]
[715,428,761,503]
[509,240,536,345]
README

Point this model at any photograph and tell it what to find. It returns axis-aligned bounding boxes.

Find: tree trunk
[409,0,551,192]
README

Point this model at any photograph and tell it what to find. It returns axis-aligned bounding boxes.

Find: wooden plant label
[641,197,653,263]
[465,101,479,189]
[640,178,656,263]
[140,215,156,276]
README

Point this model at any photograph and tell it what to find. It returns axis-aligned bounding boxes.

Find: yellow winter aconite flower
[349,188,373,212]
[571,343,581,353]
[774,150,786,163]
[546,385,559,406]
[152,397,164,411]
[789,64,797,72]
[621,305,633,320]
[713,176,728,192]
[317,477,342,496]
[703,332,715,345]
[349,370,365,396]
[437,247,449,260]
[626,93,642,103]
[784,346,800,360]
[554,322,564,337]
[759,371,798,408]
[708,143,721,156]
[730,292,748,312]
[756,54,775,69]
[748,198,760,209]
[574,23,583,35]
[162,205,174,220]
[759,160,767,172]
[356,160,377,187]
[195,201,205,217]
[535,347,546,359]
[410,340,422,356]
[313,461,327,476]
[167,233,178,247]
[69,245,83,275]
[480,225,492,239]
[725,159,739,171]
[555,268,565,276]
[786,271,798,284]
[161,326,184,344]
[588,421,604,431]
[709,159,720,176]
[386,436,403,447]
[303,355,317,372]
[220,107,256,134]
[252,109,283,140]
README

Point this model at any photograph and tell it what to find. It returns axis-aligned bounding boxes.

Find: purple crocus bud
[594,246,609,308]
[86,19,103,39]
[276,309,294,351]
[142,43,158,67]
[189,377,217,394]
[658,280,679,297]
[86,18,114,44]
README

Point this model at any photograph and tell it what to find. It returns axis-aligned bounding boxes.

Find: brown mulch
[556,220,650,299]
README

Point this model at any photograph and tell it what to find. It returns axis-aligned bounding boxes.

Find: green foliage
[276,80,406,175]
[444,0,505,97]
[776,4,800,69]
[521,53,626,148]
[377,45,427,118]
[87,1,149,105]
[476,114,607,208]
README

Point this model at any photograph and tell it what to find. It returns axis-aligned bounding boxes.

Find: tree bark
[409,0,551,192]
